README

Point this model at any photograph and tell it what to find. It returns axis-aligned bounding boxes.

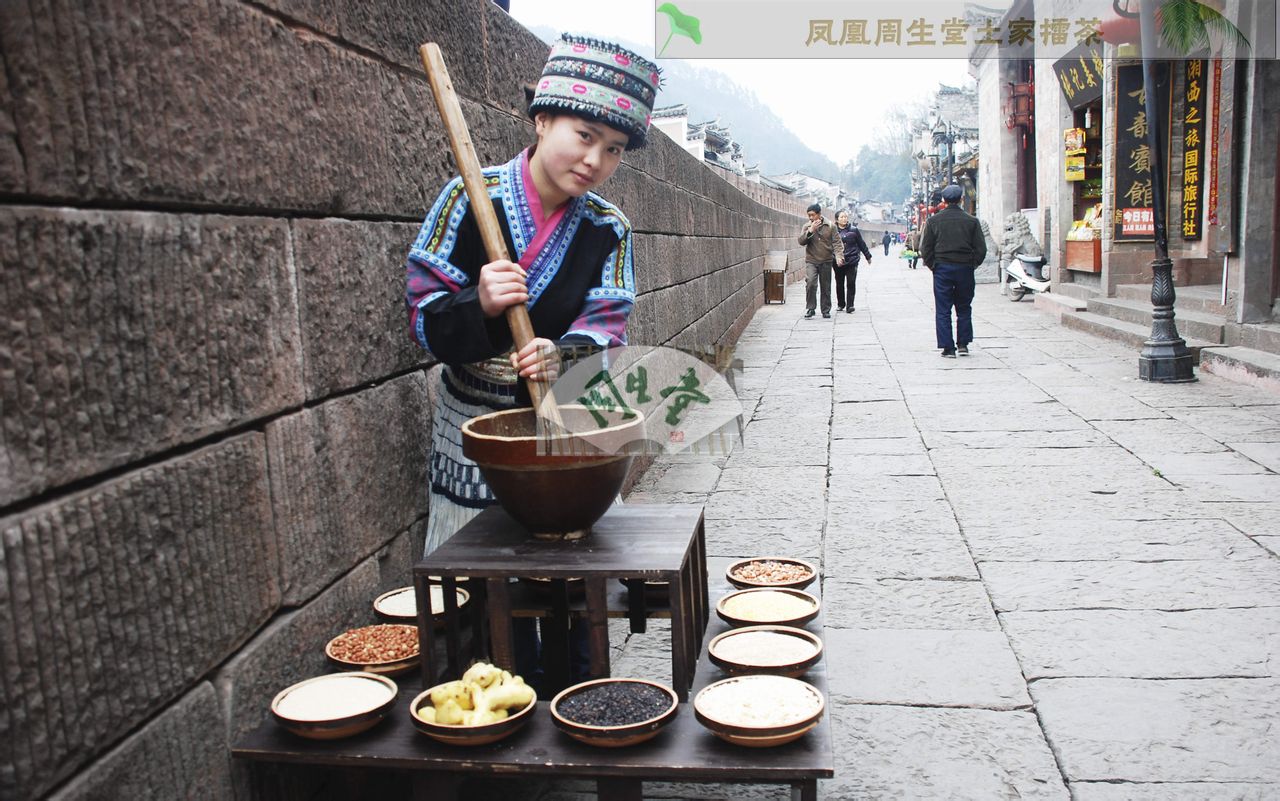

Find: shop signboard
[1053,41,1105,109]
[1113,62,1172,243]
[1180,59,1208,241]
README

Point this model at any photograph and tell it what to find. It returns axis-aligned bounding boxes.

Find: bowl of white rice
[373,584,470,622]
[715,588,819,628]
[707,625,823,678]
[693,675,824,747]
[271,672,399,740]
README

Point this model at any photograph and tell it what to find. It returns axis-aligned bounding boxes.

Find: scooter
[1004,254,1052,301]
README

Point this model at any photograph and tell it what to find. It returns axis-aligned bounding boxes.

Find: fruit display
[414,662,536,726]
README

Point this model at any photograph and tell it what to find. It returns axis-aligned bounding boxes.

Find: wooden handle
[419,43,561,424]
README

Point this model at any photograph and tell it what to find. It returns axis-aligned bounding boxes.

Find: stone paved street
[477,253,1280,800]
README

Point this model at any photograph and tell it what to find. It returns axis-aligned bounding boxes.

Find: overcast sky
[507,0,974,165]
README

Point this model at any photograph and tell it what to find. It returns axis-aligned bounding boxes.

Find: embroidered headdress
[527,34,662,150]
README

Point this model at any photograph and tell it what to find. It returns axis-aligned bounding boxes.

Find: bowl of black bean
[550,678,679,748]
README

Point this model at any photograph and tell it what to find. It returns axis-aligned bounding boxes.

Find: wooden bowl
[461,406,643,539]
[694,675,824,748]
[324,624,420,677]
[372,584,471,623]
[409,685,537,746]
[707,625,823,678]
[715,588,820,628]
[551,678,679,748]
[271,672,398,740]
[725,557,817,591]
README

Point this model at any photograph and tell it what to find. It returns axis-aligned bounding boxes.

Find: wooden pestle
[419,43,564,430]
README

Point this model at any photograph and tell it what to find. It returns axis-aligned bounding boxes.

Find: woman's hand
[478,259,529,318]
[511,337,561,383]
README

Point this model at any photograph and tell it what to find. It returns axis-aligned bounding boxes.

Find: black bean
[558,682,671,727]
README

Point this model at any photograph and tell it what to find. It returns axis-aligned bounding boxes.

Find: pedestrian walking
[405,34,660,686]
[905,228,920,269]
[834,210,872,313]
[881,230,892,256]
[799,203,841,319]
[919,184,986,358]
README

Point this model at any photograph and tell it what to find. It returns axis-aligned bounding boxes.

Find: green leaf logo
[657,3,702,57]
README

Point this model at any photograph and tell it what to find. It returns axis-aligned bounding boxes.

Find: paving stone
[1161,473,1280,502]
[47,683,232,801]
[831,401,918,438]
[828,498,960,537]
[1002,608,1280,679]
[0,435,278,801]
[825,629,1030,709]
[1256,536,1280,557]
[829,437,927,457]
[642,462,724,495]
[824,705,1067,799]
[705,518,822,559]
[705,485,826,526]
[1071,781,1280,800]
[982,559,1280,611]
[266,372,432,604]
[1031,678,1280,782]
[0,208,303,506]
[829,452,936,477]
[928,445,1143,471]
[965,518,1262,562]
[714,465,826,492]
[1167,407,1280,442]
[922,428,1115,449]
[1226,441,1280,471]
[1135,450,1272,475]
[1090,419,1230,454]
[822,579,1000,630]
[824,528,978,580]
[828,474,946,503]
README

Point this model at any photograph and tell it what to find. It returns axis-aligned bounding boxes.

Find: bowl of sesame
[324,623,420,677]
[726,557,817,591]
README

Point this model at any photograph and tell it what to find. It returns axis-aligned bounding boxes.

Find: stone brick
[47,683,232,801]
[266,372,431,604]
[291,219,427,398]
[0,435,278,801]
[0,0,452,216]
[0,208,302,506]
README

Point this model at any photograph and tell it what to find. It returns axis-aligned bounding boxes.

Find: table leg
[693,516,709,631]
[487,578,515,671]
[412,771,460,801]
[441,576,462,679]
[414,573,437,687]
[667,573,691,701]
[584,577,611,680]
[597,777,643,801]
[624,579,647,634]
[542,580,572,693]
[791,779,817,801]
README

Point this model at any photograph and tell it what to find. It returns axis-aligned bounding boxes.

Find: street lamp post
[1136,3,1196,382]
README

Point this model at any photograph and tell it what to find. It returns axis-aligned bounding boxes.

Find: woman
[406,35,660,555]
[834,211,872,314]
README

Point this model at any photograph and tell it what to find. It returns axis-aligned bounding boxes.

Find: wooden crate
[764,270,786,304]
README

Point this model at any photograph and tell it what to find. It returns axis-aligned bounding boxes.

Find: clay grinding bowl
[462,405,644,539]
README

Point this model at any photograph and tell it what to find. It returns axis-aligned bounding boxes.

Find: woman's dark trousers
[834,263,858,310]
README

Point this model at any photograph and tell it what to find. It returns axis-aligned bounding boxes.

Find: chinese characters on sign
[1052,42,1105,109]
[1208,59,1222,226]
[1113,63,1171,243]
[1180,60,1207,240]
[806,15,1102,49]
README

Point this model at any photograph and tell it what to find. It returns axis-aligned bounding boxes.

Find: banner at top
[654,1,1274,60]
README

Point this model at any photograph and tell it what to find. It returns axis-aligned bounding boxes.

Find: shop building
[970,2,1280,372]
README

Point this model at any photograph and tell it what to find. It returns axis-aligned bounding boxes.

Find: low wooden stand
[414,504,709,699]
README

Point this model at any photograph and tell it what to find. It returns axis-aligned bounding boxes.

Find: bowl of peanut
[726,557,817,591]
[324,623,420,677]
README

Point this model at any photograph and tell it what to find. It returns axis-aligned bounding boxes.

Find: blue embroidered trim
[526,197,584,306]
[586,286,635,302]
[502,155,532,258]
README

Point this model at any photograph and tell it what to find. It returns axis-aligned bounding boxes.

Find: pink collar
[519,150,569,269]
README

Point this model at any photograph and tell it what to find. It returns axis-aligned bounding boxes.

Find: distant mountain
[524,26,841,184]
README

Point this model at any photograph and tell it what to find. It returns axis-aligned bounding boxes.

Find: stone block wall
[0,1,802,799]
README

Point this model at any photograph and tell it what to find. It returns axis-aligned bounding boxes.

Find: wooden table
[234,558,834,800]
[414,504,709,699]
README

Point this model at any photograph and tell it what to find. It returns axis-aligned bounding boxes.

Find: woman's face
[836,212,849,226]
[530,113,629,208]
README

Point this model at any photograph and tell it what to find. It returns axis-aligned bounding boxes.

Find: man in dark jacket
[881,230,892,256]
[920,185,987,358]
[798,203,842,319]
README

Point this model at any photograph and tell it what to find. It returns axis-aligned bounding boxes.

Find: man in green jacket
[920,185,987,358]
[798,203,843,319]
